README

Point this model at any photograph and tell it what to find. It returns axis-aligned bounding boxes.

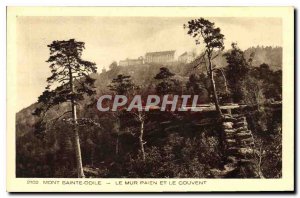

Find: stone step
[210,168,226,178]
[240,159,255,164]
[227,148,239,155]
[222,116,236,122]
[236,129,252,134]
[235,121,248,128]
[224,129,236,134]
[239,137,254,144]
[236,132,252,139]
[227,145,254,153]
[238,148,254,156]
[210,166,236,178]
[236,126,248,132]
[240,142,255,147]
[234,153,255,159]
[239,144,254,148]
[227,156,238,163]
[234,117,246,123]
[233,114,245,118]
[226,143,237,148]
[222,122,234,129]
[223,163,238,173]
[221,114,257,177]
[225,133,235,139]
[225,139,236,143]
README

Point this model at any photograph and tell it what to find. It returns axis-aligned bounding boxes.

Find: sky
[16,16,282,111]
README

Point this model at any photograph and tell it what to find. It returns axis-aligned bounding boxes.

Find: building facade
[178,51,195,63]
[145,50,175,64]
[119,56,144,66]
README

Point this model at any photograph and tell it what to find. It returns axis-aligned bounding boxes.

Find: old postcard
[7,7,294,192]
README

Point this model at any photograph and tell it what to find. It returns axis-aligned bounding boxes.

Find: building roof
[120,57,143,62]
[179,52,188,57]
[145,50,175,57]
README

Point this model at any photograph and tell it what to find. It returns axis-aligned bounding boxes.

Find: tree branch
[211,53,219,60]
[49,110,72,125]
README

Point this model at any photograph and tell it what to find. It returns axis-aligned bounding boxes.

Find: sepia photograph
[6,7,294,192]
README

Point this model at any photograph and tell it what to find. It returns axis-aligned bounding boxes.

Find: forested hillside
[16,44,282,178]
[16,17,282,179]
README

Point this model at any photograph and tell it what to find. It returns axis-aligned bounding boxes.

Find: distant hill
[207,46,282,71]
[16,103,38,138]
[244,46,282,70]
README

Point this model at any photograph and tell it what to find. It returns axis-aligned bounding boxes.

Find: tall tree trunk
[257,145,265,178]
[219,68,229,94]
[207,54,222,116]
[115,136,119,155]
[91,144,95,167]
[139,120,146,161]
[69,67,85,178]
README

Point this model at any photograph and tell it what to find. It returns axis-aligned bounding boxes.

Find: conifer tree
[33,39,97,178]
[223,43,249,102]
[185,18,225,115]
[154,67,176,95]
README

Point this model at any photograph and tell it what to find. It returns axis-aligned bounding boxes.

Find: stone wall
[211,114,260,178]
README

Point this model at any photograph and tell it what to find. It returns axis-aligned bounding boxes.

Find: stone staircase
[211,114,259,178]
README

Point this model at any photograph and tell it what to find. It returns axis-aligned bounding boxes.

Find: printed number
[27,180,39,184]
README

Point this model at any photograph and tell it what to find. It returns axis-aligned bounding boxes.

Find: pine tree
[154,67,176,95]
[108,74,136,155]
[33,39,97,178]
[223,43,249,102]
[108,74,136,95]
[184,18,225,116]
